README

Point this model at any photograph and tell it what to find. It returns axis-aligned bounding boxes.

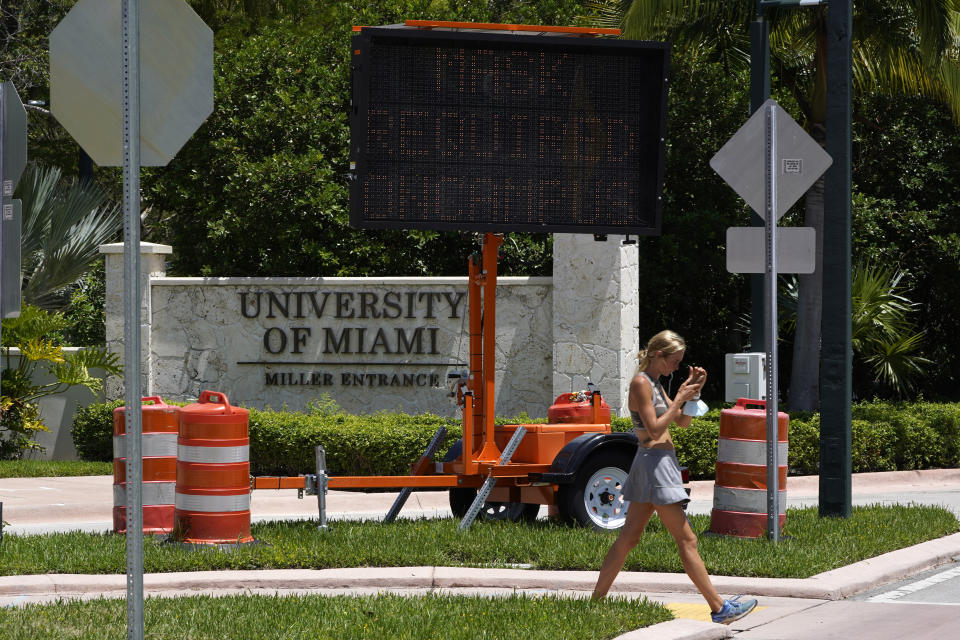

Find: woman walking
[591,330,758,625]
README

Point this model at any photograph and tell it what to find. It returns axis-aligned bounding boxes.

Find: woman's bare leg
[654,503,725,612]
[592,502,655,600]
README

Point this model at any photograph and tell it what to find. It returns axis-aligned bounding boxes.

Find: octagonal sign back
[50,0,213,166]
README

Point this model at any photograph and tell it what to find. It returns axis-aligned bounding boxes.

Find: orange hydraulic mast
[467,250,482,459]
[476,234,502,461]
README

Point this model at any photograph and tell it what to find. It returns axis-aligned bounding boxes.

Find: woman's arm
[631,369,703,439]
[663,367,707,430]
[629,376,699,440]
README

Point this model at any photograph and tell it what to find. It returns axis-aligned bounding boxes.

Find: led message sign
[349,28,669,235]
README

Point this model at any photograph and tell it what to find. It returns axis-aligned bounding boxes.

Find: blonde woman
[591,330,757,625]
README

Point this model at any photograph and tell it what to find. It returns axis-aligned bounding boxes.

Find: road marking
[666,602,767,622]
[867,565,960,602]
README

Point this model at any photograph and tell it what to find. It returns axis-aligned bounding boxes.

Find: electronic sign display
[349,28,669,235]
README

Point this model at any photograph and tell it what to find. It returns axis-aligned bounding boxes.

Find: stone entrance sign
[101,239,641,418]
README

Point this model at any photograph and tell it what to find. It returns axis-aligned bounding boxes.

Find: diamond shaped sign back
[709,99,832,220]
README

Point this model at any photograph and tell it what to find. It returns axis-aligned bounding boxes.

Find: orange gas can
[548,392,611,424]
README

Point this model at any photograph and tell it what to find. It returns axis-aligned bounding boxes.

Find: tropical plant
[13,161,122,310]
[0,305,122,459]
[590,0,960,410]
[778,263,931,399]
[849,264,931,396]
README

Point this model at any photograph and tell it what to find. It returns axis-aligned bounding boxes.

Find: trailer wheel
[558,449,633,531]
[448,488,540,522]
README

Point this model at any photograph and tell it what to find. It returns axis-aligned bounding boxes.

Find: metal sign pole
[0,83,5,368]
[764,104,781,542]
[122,1,144,638]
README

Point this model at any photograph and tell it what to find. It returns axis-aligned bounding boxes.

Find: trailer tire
[448,488,540,523]
[557,448,633,531]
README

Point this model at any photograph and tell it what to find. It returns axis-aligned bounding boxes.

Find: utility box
[724,353,766,403]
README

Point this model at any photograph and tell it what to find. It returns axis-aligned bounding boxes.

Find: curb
[613,620,732,640]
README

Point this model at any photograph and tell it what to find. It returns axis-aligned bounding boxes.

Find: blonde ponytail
[637,330,686,372]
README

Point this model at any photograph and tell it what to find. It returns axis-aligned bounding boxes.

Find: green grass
[1,504,955,578]
[0,460,111,478]
[0,592,671,640]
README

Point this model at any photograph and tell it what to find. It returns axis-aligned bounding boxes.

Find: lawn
[0,459,112,478]
[0,592,671,640]
[1,505,955,578]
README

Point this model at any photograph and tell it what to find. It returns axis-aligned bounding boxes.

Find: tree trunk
[787,123,826,411]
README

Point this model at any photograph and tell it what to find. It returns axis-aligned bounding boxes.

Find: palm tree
[591,0,960,409]
[779,263,931,398]
[13,162,122,310]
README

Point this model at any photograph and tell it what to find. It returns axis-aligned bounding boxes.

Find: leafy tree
[593,0,960,409]
[0,305,122,458]
[14,161,122,309]
[142,0,590,277]
[62,261,107,346]
[849,192,960,399]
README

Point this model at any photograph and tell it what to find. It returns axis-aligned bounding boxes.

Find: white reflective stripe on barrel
[717,439,788,466]
[713,486,787,514]
[113,482,176,507]
[175,492,250,512]
[113,433,178,459]
[177,444,249,464]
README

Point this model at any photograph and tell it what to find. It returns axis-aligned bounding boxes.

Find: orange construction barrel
[709,398,788,538]
[548,392,611,424]
[174,391,253,545]
[112,397,179,534]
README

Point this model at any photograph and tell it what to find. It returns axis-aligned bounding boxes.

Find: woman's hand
[675,366,707,403]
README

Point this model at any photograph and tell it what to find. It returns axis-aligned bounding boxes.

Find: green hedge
[72,400,960,479]
[248,409,461,476]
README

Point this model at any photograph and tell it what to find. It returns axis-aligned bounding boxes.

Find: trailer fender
[532,432,638,485]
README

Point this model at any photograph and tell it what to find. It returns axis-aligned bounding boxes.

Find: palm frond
[13,162,123,310]
[862,331,932,394]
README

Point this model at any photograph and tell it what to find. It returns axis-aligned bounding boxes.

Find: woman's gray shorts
[622,447,690,506]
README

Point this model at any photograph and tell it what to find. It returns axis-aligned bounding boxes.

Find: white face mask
[683,397,710,417]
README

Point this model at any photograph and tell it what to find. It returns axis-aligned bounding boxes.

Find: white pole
[764,104,780,542]
[122,0,144,637]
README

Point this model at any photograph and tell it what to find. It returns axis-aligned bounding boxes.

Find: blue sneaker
[711,595,758,624]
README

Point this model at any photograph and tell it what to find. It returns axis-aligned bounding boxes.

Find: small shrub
[673,417,720,479]
[248,409,462,476]
[71,399,123,462]
[787,416,820,476]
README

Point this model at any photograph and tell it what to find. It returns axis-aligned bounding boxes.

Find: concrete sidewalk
[2,469,960,639]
